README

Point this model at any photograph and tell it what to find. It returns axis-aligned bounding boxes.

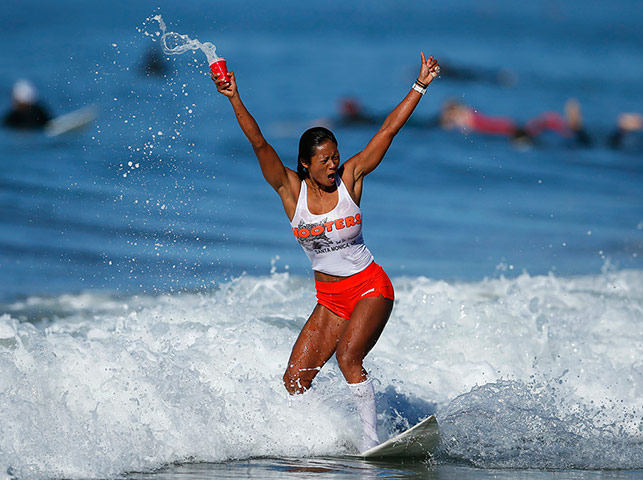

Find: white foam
[1,270,642,477]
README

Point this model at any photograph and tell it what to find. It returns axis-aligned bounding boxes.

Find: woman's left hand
[417,52,440,86]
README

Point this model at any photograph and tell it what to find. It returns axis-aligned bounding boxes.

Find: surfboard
[355,415,439,459]
[45,105,97,137]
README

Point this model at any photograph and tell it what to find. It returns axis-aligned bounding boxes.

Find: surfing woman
[212,53,440,452]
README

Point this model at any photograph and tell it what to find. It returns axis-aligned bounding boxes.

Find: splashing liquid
[150,15,219,66]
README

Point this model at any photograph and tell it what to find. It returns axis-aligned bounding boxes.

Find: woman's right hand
[212,71,237,98]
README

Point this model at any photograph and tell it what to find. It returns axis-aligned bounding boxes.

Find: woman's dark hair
[297,126,338,179]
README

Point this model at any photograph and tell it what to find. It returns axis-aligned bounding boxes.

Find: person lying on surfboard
[212,52,440,452]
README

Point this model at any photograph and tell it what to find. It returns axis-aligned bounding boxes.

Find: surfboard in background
[45,105,97,137]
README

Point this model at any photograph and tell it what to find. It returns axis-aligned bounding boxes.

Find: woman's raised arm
[344,53,440,183]
[212,71,294,195]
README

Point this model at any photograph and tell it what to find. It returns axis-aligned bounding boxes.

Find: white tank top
[290,175,374,276]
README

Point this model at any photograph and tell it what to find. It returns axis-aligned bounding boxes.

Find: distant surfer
[140,46,173,78]
[609,112,643,150]
[439,98,593,147]
[3,79,52,129]
[212,52,440,452]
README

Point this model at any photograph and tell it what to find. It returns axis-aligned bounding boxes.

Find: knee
[283,366,312,395]
[336,344,363,374]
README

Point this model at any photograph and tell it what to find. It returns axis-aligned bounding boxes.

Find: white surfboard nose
[356,415,440,459]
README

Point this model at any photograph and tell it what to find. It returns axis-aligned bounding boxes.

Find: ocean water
[1,0,642,479]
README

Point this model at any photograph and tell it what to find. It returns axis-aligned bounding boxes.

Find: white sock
[348,377,379,452]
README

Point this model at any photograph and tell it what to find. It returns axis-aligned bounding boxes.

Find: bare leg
[283,294,392,451]
[336,294,393,451]
[335,295,393,383]
[283,303,348,395]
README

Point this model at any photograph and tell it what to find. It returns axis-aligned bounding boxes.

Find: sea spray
[146,15,220,67]
[439,378,643,469]
[1,270,642,478]
[0,273,351,479]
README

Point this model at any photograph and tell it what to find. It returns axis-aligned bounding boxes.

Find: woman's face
[305,140,340,188]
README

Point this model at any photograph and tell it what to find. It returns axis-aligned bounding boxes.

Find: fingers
[420,53,439,71]
[423,54,440,77]
[211,71,233,93]
[430,58,440,78]
[211,71,229,86]
[417,52,440,86]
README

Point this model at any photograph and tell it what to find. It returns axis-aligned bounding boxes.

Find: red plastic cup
[210,58,230,84]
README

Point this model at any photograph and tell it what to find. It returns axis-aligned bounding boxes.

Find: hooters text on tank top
[290,175,374,276]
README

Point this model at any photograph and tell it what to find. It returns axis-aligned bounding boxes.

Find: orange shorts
[315,262,395,320]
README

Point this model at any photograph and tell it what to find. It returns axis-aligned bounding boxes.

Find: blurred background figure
[609,112,643,150]
[3,79,52,129]
[402,59,518,88]
[140,46,173,77]
[433,59,518,87]
[440,98,593,147]
[336,96,440,129]
[523,98,591,146]
[440,99,518,136]
[336,97,381,126]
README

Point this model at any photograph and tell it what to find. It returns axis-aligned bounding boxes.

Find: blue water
[1,0,641,302]
[1,1,642,479]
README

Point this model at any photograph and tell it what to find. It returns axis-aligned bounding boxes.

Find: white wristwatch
[412,82,426,95]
